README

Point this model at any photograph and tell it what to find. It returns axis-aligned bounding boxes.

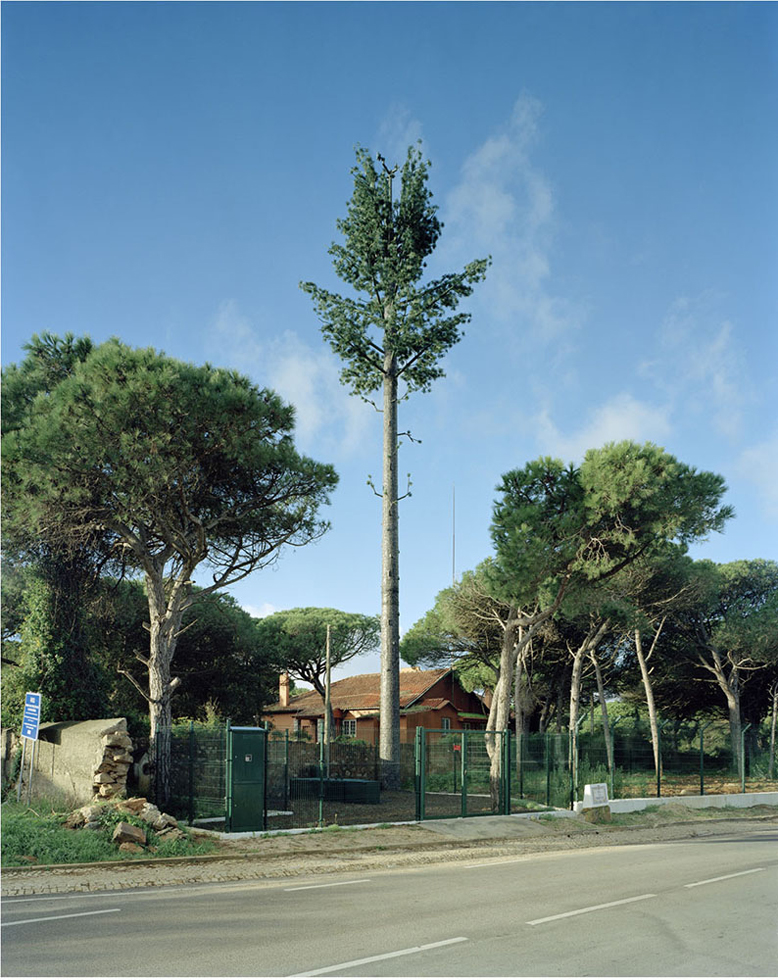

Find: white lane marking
[684,868,765,888]
[527,893,656,925]
[284,878,371,892]
[2,908,121,927]
[289,937,469,977]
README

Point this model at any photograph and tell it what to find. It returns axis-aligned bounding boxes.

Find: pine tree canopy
[301,145,489,397]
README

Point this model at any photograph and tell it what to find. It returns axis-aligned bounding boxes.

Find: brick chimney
[279,673,290,707]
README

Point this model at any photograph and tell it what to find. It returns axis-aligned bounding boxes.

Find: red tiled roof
[264,668,451,715]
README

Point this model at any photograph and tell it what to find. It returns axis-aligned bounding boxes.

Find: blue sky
[3,2,777,681]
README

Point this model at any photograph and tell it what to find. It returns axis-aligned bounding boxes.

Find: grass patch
[1,801,217,867]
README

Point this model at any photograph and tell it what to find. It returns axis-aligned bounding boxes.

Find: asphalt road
[2,828,776,977]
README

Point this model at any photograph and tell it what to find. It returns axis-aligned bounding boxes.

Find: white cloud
[534,393,673,461]
[442,94,584,342]
[242,602,277,620]
[376,105,425,163]
[641,293,750,441]
[207,301,374,458]
[737,431,778,519]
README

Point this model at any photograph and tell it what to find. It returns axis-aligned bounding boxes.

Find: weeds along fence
[154,722,778,830]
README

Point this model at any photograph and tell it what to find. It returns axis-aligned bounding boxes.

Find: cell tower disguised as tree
[302,145,488,786]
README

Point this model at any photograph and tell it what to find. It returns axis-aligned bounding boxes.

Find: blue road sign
[22,691,42,740]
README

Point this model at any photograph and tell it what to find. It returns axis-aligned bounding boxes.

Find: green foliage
[331,735,370,746]
[301,145,489,399]
[2,334,116,724]
[490,442,732,609]
[167,591,276,724]
[258,607,379,697]
[4,339,338,577]
[697,559,778,666]
[400,564,504,676]
[3,334,337,803]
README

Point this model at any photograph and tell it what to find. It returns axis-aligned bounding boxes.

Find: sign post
[18,692,42,804]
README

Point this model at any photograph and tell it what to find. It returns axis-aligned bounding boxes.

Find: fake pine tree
[302,145,488,786]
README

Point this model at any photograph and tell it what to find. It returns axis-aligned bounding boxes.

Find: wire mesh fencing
[264,734,418,830]
[149,724,228,825]
[154,719,777,830]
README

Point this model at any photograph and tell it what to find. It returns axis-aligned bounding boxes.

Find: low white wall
[575,791,778,814]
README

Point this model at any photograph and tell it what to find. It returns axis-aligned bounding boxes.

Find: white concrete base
[574,790,778,814]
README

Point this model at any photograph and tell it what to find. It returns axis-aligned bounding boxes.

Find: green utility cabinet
[226,727,267,832]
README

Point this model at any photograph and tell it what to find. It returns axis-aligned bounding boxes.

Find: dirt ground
[203,802,778,862]
[3,803,776,898]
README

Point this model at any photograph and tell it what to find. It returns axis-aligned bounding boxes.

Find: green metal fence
[160,720,777,830]
[166,723,229,824]
[416,729,511,819]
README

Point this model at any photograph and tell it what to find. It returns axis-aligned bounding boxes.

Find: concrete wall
[574,790,778,814]
[20,718,131,807]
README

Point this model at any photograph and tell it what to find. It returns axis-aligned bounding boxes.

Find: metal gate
[226,726,267,832]
[415,728,510,820]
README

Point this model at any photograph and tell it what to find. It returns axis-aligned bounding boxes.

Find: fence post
[545,732,551,807]
[414,728,421,821]
[16,738,27,803]
[503,731,511,815]
[225,720,232,831]
[609,718,621,801]
[188,721,195,827]
[699,722,713,796]
[517,732,524,801]
[284,730,289,811]
[741,723,752,794]
[318,735,325,828]
[657,720,671,798]
[461,730,468,818]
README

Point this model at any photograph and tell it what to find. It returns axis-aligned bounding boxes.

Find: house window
[293,718,300,734]
[441,717,451,731]
[342,719,357,738]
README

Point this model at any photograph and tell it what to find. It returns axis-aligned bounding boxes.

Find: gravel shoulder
[3,805,776,897]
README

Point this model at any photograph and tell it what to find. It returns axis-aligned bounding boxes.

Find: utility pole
[324,623,332,776]
[452,484,456,586]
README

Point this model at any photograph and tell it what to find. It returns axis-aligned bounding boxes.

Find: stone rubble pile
[65,797,186,854]
[92,724,134,800]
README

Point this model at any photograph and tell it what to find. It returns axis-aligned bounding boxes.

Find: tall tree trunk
[379,356,401,789]
[144,569,186,809]
[514,630,530,780]
[485,610,519,811]
[590,648,614,774]
[634,622,664,778]
[727,683,743,780]
[769,685,777,780]
[699,643,743,780]
[568,621,609,792]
